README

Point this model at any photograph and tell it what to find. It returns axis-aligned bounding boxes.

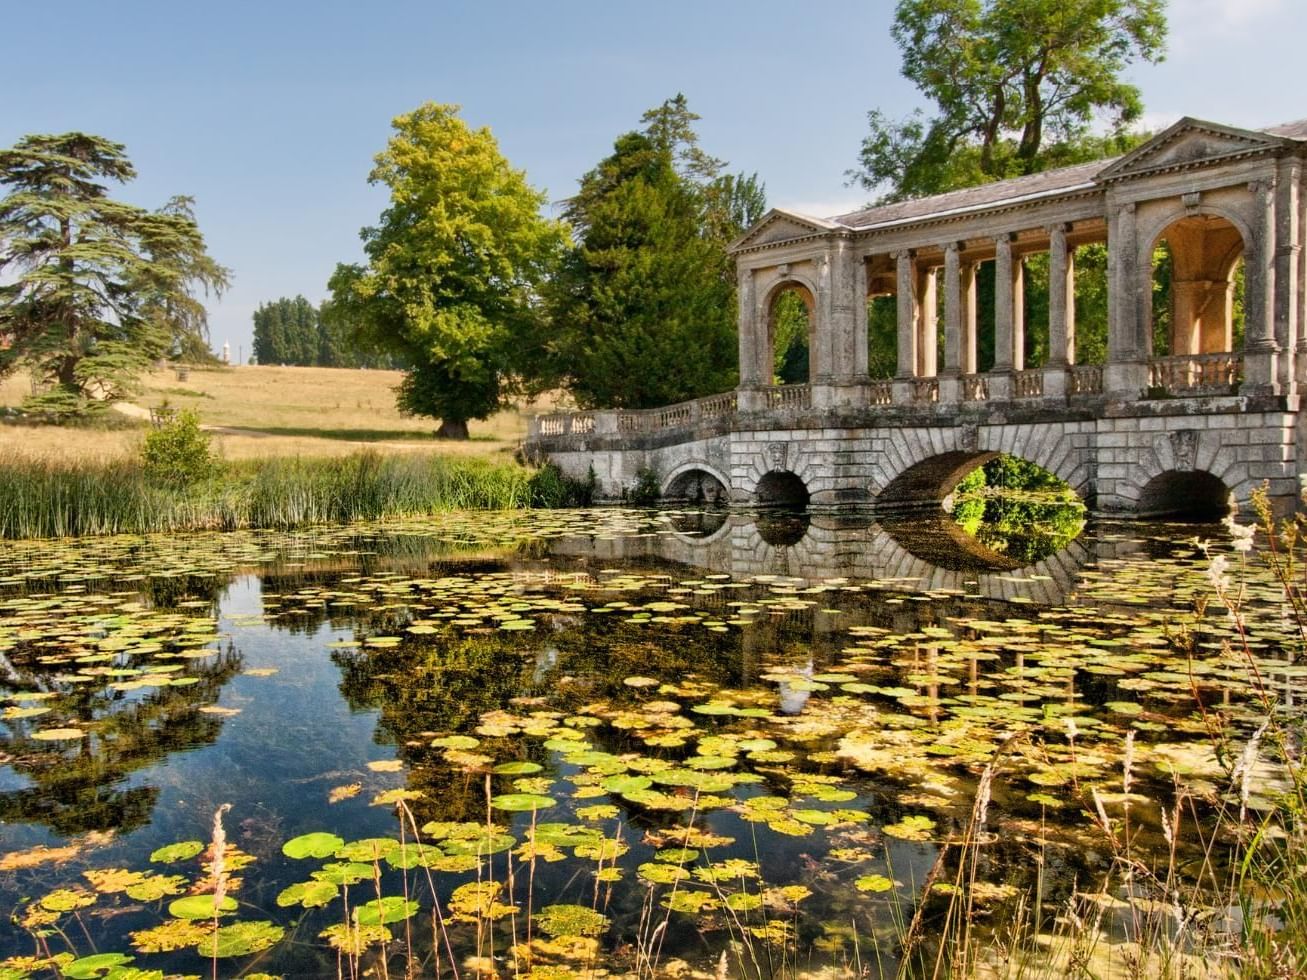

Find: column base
[811,382,870,410]
[1041,365,1069,400]
[736,387,768,412]
[986,371,1013,401]
[937,372,962,405]
[1103,361,1147,401]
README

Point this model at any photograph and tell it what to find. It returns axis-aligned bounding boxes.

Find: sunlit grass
[0,452,536,538]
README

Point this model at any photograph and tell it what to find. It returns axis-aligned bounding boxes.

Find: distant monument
[221,341,231,365]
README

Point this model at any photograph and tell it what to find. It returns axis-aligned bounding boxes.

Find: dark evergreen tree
[546,96,766,409]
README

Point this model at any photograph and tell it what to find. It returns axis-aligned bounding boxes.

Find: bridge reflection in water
[547,509,1122,608]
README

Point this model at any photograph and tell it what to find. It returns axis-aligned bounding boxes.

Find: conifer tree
[0,133,228,414]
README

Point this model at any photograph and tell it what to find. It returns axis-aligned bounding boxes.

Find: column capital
[994,232,1018,248]
[1119,202,1137,217]
[891,248,913,262]
[1045,221,1071,238]
[943,241,961,257]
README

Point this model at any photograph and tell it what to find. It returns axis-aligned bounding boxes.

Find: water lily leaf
[639,862,691,884]
[31,727,85,741]
[311,862,374,885]
[196,920,285,957]
[493,761,543,775]
[882,815,936,841]
[535,904,609,938]
[320,922,391,954]
[490,793,556,812]
[660,890,719,914]
[442,833,516,857]
[131,918,212,953]
[276,880,338,909]
[168,894,237,920]
[856,874,895,892]
[334,837,399,862]
[355,897,419,926]
[449,882,517,921]
[600,774,652,795]
[726,892,764,911]
[576,804,619,821]
[62,952,134,979]
[149,840,204,864]
[40,888,95,913]
[282,832,345,860]
[84,868,149,894]
[125,874,187,902]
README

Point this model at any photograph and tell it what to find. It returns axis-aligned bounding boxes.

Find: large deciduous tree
[546,95,766,409]
[0,133,229,414]
[851,0,1167,201]
[328,103,567,439]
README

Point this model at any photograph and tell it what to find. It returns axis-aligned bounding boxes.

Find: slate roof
[830,159,1107,230]
[825,118,1307,232]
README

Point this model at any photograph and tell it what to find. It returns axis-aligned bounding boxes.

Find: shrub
[529,463,596,508]
[628,466,660,506]
[141,410,217,486]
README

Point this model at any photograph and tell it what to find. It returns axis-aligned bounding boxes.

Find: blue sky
[4,0,1305,359]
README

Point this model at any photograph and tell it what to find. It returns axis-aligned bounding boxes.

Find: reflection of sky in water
[0,513,1267,974]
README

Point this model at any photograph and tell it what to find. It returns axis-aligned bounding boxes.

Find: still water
[0,507,1289,977]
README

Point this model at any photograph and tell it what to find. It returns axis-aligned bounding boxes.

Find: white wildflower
[1122,730,1135,798]
[1206,553,1231,594]
[1065,716,1079,742]
[1223,513,1255,553]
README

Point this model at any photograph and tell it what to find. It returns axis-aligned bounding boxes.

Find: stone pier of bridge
[526,115,1307,518]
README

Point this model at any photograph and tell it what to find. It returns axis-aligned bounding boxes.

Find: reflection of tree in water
[948,457,1085,564]
[0,643,242,836]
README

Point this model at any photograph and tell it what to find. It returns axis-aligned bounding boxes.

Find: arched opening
[767,283,814,386]
[1137,470,1231,520]
[663,468,728,506]
[865,255,899,379]
[1150,214,1245,359]
[755,470,810,509]
[878,452,1085,564]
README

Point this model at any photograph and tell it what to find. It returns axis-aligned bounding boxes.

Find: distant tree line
[251,296,401,369]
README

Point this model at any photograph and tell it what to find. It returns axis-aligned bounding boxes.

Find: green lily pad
[282,832,345,860]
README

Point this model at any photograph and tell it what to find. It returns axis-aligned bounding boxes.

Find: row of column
[891,225,1078,384]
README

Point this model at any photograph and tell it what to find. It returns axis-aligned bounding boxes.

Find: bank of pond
[0,503,1303,978]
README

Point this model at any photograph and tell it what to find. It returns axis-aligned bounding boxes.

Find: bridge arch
[1137,470,1231,519]
[869,423,1094,511]
[661,463,730,505]
[755,470,810,508]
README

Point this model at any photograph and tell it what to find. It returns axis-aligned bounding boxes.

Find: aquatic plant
[0,451,536,538]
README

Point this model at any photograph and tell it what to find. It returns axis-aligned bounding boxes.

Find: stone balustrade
[530,350,1251,445]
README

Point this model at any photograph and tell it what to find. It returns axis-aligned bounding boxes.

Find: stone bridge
[527,116,1307,517]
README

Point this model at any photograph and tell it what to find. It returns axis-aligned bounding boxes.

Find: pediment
[729,208,843,253]
[1097,118,1285,182]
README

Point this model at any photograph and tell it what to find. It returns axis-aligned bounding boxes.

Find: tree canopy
[851,0,1167,201]
[327,103,567,438]
[0,133,229,414]
[546,95,766,409]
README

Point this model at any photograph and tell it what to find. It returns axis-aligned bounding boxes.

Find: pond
[0,505,1293,978]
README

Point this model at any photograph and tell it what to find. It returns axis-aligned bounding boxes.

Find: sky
[4,0,1306,361]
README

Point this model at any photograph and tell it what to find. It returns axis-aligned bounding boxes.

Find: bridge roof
[831,159,1107,231]
[826,117,1307,232]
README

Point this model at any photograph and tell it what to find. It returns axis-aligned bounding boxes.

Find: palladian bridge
[527,117,1307,517]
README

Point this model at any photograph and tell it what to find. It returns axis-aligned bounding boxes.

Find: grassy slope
[0,365,554,463]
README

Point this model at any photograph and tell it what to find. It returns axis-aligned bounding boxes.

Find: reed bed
[0,452,536,539]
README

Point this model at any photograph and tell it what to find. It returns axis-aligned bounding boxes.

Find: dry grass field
[0,365,555,464]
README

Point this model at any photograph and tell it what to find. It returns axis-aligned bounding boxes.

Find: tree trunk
[435,418,470,440]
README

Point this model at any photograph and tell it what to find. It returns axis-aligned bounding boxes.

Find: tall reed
[0,452,536,539]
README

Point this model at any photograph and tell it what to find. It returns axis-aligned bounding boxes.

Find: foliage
[252,295,398,368]
[547,95,765,408]
[772,291,810,385]
[628,466,661,506]
[141,409,216,486]
[328,103,567,437]
[851,0,1166,200]
[527,463,595,508]
[0,133,229,417]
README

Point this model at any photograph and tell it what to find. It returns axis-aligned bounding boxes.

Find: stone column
[990,234,1016,400]
[916,265,938,377]
[939,242,962,403]
[1047,223,1076,366]
[735,266,767,411]
[1275,159,1300,394]
[962,261,978,374]
[1243,178,1281,395]
[815,239,869,408]
[1044,224,1074,399]
[892,250,918,405]
[1105,201,1146,398]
